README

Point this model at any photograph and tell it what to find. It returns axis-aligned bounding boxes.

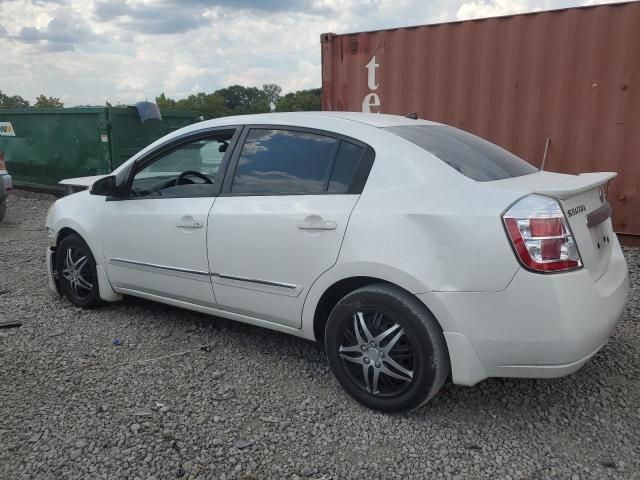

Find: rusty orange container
[321,2,640,236]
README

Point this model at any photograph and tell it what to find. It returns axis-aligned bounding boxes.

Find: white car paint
[102,197,216,306]
[58,174,108,188]
[45,112,629,387]
[208,194,359,328]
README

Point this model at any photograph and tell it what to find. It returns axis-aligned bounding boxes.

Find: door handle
[176,216,203,229]
[297,216,337,230]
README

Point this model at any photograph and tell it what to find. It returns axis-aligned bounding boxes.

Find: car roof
[114,111,439,175]
[196,111,439,129]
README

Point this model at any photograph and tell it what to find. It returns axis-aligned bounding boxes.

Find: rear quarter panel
[300,132,525,339]
[338,133,524,294]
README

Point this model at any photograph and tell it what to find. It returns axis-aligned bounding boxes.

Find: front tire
[325,283,450,412]
[55,234,101,308]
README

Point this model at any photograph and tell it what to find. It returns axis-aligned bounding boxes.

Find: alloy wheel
[60,246,94,301]
[338,310,417,397]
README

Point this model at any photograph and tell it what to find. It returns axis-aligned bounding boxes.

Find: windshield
[385,125,538,181]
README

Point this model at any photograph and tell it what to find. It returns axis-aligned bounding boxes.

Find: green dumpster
[0,106,200,192]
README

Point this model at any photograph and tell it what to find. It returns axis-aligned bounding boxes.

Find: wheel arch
[56,226,80,246]
[52,224,121,303]
[305,266,445,344]
[312,276,390,343]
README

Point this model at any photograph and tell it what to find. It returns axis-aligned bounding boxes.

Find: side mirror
[90,175,125,197]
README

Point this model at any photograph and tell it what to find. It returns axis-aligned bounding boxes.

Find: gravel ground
[0,190,639,480]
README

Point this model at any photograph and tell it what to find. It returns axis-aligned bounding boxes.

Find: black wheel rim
[61,246,94,301]
[338,309,417,398]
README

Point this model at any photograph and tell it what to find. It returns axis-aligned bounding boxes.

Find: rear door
[207,126,374,328]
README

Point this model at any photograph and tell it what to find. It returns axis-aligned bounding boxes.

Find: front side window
[385,125,537,182]
[130,133,232,197]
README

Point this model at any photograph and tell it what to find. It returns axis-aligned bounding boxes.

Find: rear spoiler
[488,171,617,200]
[530,172,617,199]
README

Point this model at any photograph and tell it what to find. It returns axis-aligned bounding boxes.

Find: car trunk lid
[487,171,617,280]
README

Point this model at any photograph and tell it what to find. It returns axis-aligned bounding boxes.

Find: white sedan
[46,112,629,412]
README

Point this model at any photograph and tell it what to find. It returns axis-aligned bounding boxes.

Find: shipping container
[0,106,199,192]
[321,1,640,236]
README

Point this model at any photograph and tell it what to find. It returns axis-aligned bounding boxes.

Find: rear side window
[328,141,366,194]
[231,128,371,195]
[385,125,537,181]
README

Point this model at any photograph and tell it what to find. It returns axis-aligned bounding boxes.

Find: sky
[0,0,623,106]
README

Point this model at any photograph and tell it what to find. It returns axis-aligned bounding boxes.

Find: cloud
[178,0,332,13]
[93,1,210,34]
[13,15,96,51]
[581,0,615,5]
[456,0,538,20]
[92,0,333,35]
[0,0,626,106]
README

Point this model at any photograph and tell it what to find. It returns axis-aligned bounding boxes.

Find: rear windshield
[385,125,537,181]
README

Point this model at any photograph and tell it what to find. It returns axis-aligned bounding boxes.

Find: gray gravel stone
[1,190,639,479]
[233,439,255,450]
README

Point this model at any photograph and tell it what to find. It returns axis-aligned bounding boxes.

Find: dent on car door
[207,126,374,328]
[103,129,239,306]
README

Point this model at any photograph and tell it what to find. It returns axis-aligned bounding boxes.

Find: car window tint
[232,129,338,194]
[131,135,231,197]
[385,125,537,181]
[328,141,366,193]
[135,137,229,182]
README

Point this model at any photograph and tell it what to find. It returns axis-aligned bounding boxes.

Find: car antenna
[540,137,551,171]
[405,112,418,120]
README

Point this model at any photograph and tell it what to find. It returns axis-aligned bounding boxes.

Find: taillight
[503,194,582,273]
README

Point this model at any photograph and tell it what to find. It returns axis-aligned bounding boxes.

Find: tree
[155,93,176,111]
[275,88,322,112]
[262,84,282,110]
[34,95,64,108]
[154,83,287,118]
[215,85,270,115]
[0,90,30,109]
[156,92,227,119]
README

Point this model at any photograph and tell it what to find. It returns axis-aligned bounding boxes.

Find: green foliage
[275,88,322,112]
[0,84,322,114]
[34,95,64,108]
[0,90,30,109]
[213,85,270,115]
[156,91,227,118]
[155,93,176,111]
[156,85,320,118]
[262,84,282,109]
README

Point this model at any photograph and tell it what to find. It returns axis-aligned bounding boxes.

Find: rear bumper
[419,242,629,386]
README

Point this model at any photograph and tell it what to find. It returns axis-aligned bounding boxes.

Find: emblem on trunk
[567,205,587,217]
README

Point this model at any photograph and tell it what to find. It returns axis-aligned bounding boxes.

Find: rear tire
[325,283,450,412]
[0,199,6,222]
[55,234,101,308]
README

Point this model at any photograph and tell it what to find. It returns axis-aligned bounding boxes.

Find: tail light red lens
[503,195,582,273]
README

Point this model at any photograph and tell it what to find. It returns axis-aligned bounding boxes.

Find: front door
[207,127,373,327]
[102,129,236,306]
